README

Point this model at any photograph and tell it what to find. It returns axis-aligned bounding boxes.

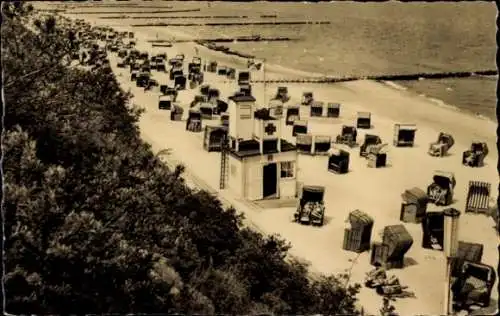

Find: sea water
[93,0,497,120]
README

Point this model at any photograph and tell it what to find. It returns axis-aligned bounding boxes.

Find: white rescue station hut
[227,94,298,200]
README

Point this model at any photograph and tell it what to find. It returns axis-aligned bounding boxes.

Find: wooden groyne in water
[37,9,66,13]
[198,36,298,43]
[249,70,498,84]
[131,21,331,27]
[66,5,174,8]
[71,8,201,15]
[147,36,298,44]
[188,39,497,83]
[108,6,174,9]
[152,44,174,47]
[100,15,249,20]
[198,43,256,59]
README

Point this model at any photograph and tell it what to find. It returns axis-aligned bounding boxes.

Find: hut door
[263,163,277,198]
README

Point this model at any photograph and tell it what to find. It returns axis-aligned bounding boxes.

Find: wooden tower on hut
[222,94,297,201]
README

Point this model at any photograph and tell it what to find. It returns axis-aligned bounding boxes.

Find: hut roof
[229,94,256,103]
[402,187,428,203]
[348,210,374,227]
[382,224,414,258]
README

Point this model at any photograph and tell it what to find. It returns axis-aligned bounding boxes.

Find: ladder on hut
[220,136,229,189]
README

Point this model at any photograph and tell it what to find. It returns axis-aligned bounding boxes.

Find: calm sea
[89,1,498,120]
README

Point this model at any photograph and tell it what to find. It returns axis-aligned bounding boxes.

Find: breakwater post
[197,42,255,59]
[249,70,498,84]
[66,4,174,8]
[100,15,250,20]
[72,8,202,15]
[131,21,331,27]
[147,36,299,44]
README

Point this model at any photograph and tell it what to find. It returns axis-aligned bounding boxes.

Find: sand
[63,11,498,316]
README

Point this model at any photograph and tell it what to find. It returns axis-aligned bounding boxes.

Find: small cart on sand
[286,106,300,126]
[356,111,372,129]
[462,142,489,167]
[335,125,358,148]
[294,185,326,226]
[328,148,350,174]
[158,95,173,110]
[428,132,455,157]
[203,126,228,152]
[163,87,178,102]
[452,262,496,309]
[174,74,187,90]
[275,86,290,103]
[301,92,314,106]
[393,124,417,147]
[360,134,382,157]
[427,171,456,206]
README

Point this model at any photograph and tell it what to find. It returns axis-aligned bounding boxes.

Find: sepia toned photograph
[2,0,498,315]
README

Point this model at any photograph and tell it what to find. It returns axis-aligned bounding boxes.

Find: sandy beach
[62,10,498,316]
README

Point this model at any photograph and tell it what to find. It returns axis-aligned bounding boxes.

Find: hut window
[281,161,294,178]
[231,164,237,176]
[240,105,251,119]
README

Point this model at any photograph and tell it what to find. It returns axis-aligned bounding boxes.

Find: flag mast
[263,58,266,108]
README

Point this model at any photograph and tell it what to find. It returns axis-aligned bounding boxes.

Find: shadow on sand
[403,257,418,268]
[468,298,498,316]
[254,197,298,209]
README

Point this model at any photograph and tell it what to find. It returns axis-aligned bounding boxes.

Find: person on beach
[144,79,152,92]
[247,59,262,71]
[80,50,87,65]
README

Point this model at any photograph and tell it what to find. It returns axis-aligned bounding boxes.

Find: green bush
[3,3,361,315]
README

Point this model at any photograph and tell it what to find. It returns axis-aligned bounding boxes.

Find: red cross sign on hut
[265,123,276,136]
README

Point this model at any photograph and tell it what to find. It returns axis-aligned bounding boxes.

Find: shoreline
[59,8,498,316]
[142,21,497,123]
[74,13,498,168]
[201,39,498,124]
[78,9,496,123]
[379,80,496,123]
